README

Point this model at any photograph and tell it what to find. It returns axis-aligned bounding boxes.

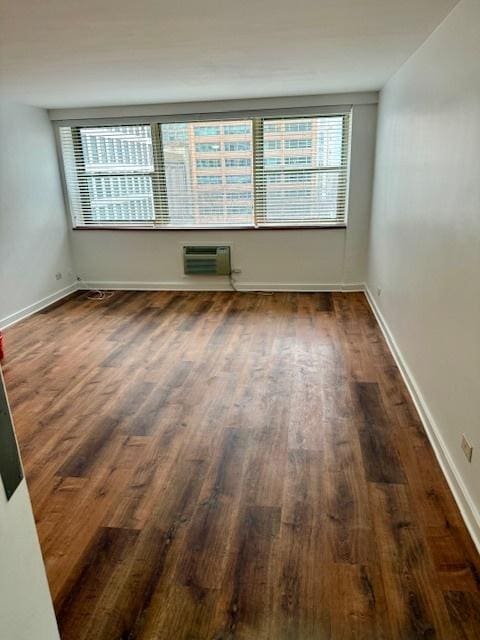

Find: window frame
[71,124,164,227]
[57,109,351,231]
[255,114,351,228]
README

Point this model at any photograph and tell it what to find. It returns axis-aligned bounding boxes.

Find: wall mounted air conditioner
[183,245,231,276]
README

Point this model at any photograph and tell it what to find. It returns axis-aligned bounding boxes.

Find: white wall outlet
[55,272,63,281]
[461,434,473,462]
[377,287,382,297]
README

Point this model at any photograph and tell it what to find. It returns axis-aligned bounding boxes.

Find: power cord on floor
[229,271,273,296]
[229,272,239,292]
[77,276,114,301]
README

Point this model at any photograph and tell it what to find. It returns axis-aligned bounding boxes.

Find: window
[198,193,223,202]
[59,125,156,225]
[285,121,312,132]
[194,126,221,136]
[256,115,349,225]
[285,139,312,149]
[225,158,251,168]
[264,157,281,166]
[196,142,221,152]
[163,123,188,142]
[264,122,281,133]
[224,142,250,152]
[223,124,249,135]
[226,175,251,184]
[59,112,350,228]
[196,159,221,168]
[200,206,223,215]
[225,191,252,200]
[161,120,252,226]
[284,156,311,166]
[265,140,282,150]
[226,206,251,216]
[197,175,222,184]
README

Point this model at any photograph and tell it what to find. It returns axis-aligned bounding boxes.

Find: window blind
[161,120,253,227]
[254,115,350,226]
[58,111,350,229]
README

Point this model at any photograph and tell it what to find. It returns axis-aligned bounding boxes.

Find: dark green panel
[0,374,23,500]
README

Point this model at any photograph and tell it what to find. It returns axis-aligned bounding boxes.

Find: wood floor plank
[369,482,460,639]
[444,591,480,639]
[354,382,407,484]
[2,291,479,639]
[56,526,140,640]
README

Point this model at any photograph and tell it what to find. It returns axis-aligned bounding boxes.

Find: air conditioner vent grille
[183,245,231,276]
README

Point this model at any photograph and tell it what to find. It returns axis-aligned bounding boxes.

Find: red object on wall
[0,332,4,361]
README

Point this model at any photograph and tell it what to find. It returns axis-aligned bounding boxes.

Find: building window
[285,139,312,149]
[285,121,312,132]
[59,112,350,228]
[264,122,281,133]
[265,140,282,150]
[226,175,251,184]
[224,142,251,152]
[194,126,221,136]
[225,191,252,200]
[226,206,251,216]
[196,159,222,168]
[195,142,221,153]
[197,175,222,184]
[284,156,311,166]
[264,157,282,166]
[224,158,251,167]
[198,193,223,202]
[223,124,250,135]
[162,123,188,142]
[200,206,223,215]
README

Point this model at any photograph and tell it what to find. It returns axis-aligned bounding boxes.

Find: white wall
[0,102,75,328]
[367,0,480,544]
[0,373,60,640]
[70,104,377,290]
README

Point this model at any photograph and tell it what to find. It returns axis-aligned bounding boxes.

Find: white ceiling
[0,0,458,109]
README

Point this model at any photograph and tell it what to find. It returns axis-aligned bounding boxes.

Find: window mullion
[151,123,169,227]
[252,117,264,227]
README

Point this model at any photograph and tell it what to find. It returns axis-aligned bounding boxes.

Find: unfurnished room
[0,1,479,639]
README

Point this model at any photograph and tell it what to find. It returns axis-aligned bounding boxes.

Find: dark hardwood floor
[3,291,479,639]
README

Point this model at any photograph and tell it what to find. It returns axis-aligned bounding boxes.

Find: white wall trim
[84,280,364,292]
[0,283,78,330]
[364,286,480,553]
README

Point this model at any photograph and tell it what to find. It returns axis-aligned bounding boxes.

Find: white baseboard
[85,280,365,293]
[0,282,79,330]
[364,286,480,553]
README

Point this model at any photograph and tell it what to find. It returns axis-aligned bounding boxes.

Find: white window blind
[58,111,350,229]
[254,115,350,226]
[161,119,253,227]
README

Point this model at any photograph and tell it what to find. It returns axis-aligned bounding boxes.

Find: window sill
[72,224,347,232]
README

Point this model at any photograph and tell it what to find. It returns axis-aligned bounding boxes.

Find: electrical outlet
[55,272,63,281]
[377,287,382,297]
[461,434,473,462]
